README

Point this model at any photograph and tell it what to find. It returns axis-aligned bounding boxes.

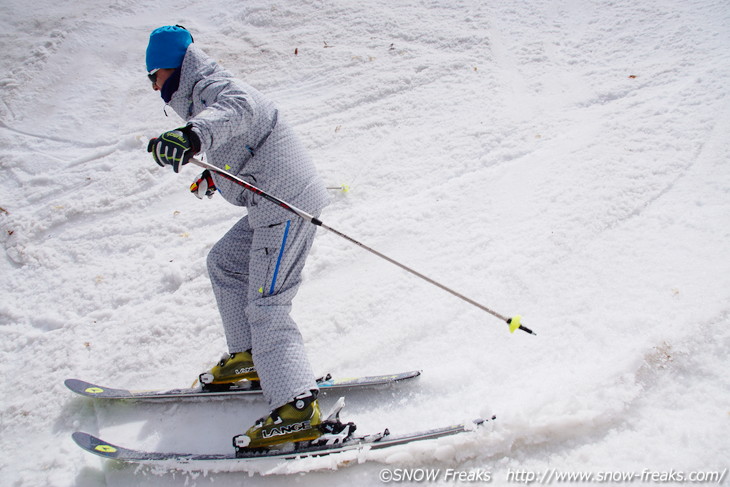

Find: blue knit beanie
[146,25,193,72]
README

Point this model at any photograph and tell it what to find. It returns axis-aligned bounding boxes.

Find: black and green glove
[147,126,200,173]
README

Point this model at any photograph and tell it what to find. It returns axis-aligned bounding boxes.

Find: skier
[145,25,331,449]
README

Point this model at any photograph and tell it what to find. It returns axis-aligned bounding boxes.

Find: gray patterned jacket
[168,44,330,228]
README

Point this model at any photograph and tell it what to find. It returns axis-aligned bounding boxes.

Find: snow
[1,0,728,485]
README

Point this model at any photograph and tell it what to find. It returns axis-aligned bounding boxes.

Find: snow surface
[1,0,728,485]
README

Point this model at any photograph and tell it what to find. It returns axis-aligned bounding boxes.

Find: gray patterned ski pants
[207,215,318,409]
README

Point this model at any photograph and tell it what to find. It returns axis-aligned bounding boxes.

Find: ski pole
[188,157,535,335]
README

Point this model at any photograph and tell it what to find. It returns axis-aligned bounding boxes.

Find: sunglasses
[148,68,160,85]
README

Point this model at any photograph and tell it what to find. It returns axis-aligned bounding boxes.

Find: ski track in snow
[1,0,728,485]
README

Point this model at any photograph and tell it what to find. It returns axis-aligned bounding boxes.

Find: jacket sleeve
[187,77,256,153]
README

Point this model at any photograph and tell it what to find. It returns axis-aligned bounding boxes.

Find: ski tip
[64,378,111,397]
[72,431,92,447]
[64,378,91,393]
[73,432,127,460]
[72,432,101,452]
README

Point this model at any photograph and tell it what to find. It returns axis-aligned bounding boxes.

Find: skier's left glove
[190,169,217,199]
[147,126,200,173]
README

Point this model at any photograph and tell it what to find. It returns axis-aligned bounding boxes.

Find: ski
[64,370,421,400]
[72,417,492,463]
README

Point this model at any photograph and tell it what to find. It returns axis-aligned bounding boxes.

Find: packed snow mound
[1,0,728,485]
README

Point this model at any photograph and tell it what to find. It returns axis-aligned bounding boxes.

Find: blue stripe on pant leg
[269,220,291,295]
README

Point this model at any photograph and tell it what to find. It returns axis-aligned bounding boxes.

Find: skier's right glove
[147,126,200,173]
[190,169,217,199]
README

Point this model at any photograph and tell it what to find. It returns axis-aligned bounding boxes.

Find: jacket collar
[168,44,230,119]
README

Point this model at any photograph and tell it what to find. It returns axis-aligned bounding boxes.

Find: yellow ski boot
[233,390,322,450]
[198,351,259,391]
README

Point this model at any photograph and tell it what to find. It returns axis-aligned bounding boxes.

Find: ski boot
[233,394,357,455]
[233,390,323,451]
[198,351,259,391]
